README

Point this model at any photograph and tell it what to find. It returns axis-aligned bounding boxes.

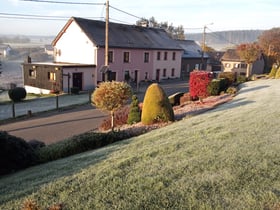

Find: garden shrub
[218,72,235,85]
[226,86,238,95]
[0,131,37,175]
[207,79,220,96]
[141,83,174,125]
[127,95,141,125]
[36,131,132,163]
[8,87,27,102]
[274,67,280,79]
[168,92,184,106]
[189,71,212,99]
[237,75,247,83]
[99,106,130,131]
[268,65,278,78]
[207,78,228,96]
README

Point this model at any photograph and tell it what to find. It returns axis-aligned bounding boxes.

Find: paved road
[0,104,108,144]
[0,79,189,144]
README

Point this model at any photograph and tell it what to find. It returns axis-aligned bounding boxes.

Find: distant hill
[185,30,264,50]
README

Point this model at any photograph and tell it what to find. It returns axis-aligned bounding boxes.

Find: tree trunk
[111,111,114,131]
[246,63,252,78]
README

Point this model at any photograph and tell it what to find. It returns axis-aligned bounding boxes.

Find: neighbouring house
[0,44,12,58]
[176,40,209,80]
[23,17,183,94]
[44,45,54,56]
[221,48,265,77]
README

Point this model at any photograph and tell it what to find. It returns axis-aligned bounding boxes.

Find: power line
[20,0,105,5]
[206,27,238,45]
[109,5,142,20]
[0,12,102,21]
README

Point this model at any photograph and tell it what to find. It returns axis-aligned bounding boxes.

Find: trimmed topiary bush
[269,65,278,78]
[8,87,27,102]
[127,95,141,125]
[141,83,174,125]
[0,131,37,175]
[207,79,220,96]
[275,67,280,79]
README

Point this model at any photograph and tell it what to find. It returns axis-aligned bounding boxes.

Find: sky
[0,0,279,36]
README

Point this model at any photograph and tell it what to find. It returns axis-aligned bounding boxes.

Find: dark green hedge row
[0,130,135,176]
[36,131,132,163]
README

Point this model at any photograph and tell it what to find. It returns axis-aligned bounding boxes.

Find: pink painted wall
[96,48,182,83]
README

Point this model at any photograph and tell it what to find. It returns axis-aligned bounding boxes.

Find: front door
[73,72,83,90]
[156,69,160,82]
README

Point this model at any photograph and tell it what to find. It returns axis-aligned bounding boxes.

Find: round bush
[8,87,27,102]
[0,131,37,175]
[141,83,174,125]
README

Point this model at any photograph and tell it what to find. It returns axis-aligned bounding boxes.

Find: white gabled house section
[53,21,97,65]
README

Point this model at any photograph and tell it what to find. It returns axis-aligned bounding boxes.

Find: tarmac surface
[0,79,189,144]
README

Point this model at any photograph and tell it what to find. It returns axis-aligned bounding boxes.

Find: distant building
[23,17,183,94]
[44,45,54,56]
[0,44,12,58]
[176,40,209,79]
[221,48,264,77]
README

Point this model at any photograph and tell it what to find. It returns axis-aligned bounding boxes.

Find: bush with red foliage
[189,71,213,99]
[99,106,130,131]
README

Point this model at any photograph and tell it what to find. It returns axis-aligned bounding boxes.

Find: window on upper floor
[225,63,231,68]
[108,51,113,63]
[164,52,168,60]
[157,51,161,60]
[172,52,176,60]
[144,52,149,63]
[123,51,130,63]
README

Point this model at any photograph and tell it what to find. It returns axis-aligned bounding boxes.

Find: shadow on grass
[0,137,133,205]
[238,85,270,95]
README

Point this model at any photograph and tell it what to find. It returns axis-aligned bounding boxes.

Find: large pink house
[23,17,183,94]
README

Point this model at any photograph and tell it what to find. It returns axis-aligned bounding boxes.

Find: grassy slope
[1,79,280,209]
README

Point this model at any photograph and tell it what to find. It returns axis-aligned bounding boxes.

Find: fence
[0,92,91,121]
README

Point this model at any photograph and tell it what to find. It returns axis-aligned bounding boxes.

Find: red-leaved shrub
[99,106,130,131]
[189,71,213,99]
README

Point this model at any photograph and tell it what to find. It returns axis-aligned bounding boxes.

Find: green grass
[1,79,280,209]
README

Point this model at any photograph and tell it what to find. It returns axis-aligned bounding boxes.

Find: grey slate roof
[65,17,182,50]
[175,40,209,58]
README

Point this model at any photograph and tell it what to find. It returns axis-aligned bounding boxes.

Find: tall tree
[258,27,280,67]
[236,43,261,77]
[136,17,185,40]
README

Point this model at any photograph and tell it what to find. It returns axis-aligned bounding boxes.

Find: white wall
[54,21,97,64]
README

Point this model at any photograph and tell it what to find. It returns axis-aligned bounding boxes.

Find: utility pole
[104,0,109,81]
[201,25,206,70]
[201,23,213,70]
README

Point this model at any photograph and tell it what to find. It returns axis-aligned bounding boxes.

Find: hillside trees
[136,17,185,40]
[236,43,261,77]
[258,28,280,67]
[92,81,132,131]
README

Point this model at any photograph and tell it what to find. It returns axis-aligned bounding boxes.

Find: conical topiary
[127,95,141,125]
[141,83,174,125]
[269,65,278,78]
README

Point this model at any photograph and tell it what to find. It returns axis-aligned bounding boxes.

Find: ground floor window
[48,72,56,81]
[171,68,175,77]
